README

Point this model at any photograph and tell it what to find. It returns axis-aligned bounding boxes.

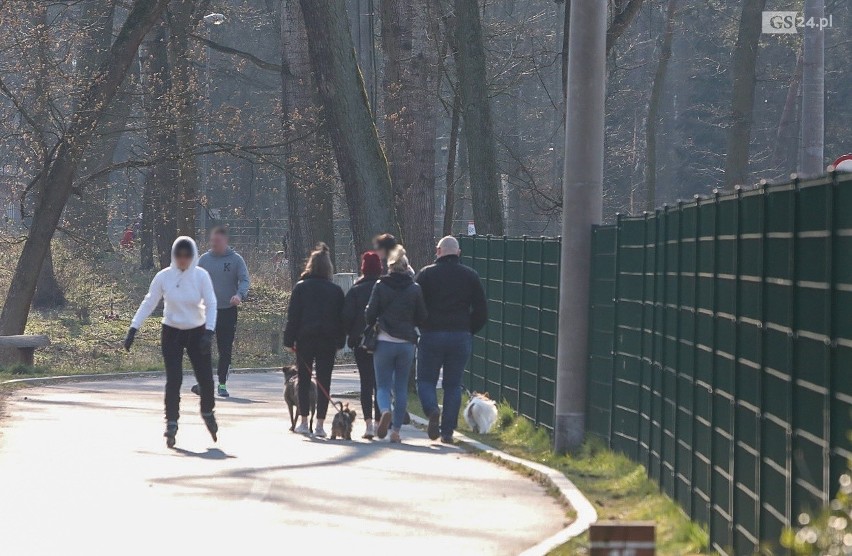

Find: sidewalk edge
[409,414,598,556]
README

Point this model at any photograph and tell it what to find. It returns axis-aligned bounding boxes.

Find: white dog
[464,392,499,434]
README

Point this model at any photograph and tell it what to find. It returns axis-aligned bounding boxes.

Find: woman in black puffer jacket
[342,251,383,438]
[365,246,427,442]
[283,243,345,438]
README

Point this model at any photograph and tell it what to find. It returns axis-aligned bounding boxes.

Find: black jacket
[342,275,379,348]
[416,254,487,333]
[283,275,345,349]
[365,272,427,344]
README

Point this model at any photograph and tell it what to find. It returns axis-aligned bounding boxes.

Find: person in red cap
[342,251,383,438]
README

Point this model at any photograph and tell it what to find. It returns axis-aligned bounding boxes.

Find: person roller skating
[123,236,219,448]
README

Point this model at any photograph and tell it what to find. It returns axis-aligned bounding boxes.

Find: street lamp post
[201,13,225,233]
[553,0,607,453]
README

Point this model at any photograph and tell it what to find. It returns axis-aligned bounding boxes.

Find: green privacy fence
[459,235,561,430]
[587,173,852,554]
[460,172,852,554]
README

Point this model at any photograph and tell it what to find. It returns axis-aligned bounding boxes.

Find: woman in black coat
[342,251,383,438]
[283,243,345,437]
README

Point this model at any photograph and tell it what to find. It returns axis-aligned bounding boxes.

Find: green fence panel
[583,174,852,554]
[455,173,852,556]
[460,235,561,431]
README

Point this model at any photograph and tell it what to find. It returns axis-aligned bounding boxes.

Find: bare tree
[0,0,172,336]
[140,20,180,268]
[799,0,825,177]
[280,0,337,282]
[453,0,504,235]
[723,0,767,188]
[298,0,400,250]
[381,0,439,269]
[645,0,678,210]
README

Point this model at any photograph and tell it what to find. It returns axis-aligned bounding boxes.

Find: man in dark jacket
[416,236,487,443]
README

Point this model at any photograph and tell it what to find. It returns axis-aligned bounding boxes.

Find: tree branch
[0,75,45,140]
[606,0,644,54]
[189,33,288,74]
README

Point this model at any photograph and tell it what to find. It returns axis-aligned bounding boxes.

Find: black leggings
[215,307,238,384]
[354,346,380,420]
[295,337,336,420]
[162,324,215,421]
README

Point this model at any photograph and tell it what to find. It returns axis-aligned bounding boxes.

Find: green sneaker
[217,384,229,398]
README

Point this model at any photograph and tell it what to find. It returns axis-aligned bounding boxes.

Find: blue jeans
[416,331,472,438]
[373,340,416,430]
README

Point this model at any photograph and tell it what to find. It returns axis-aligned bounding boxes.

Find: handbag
[360,285,406,353]
[360,323,379,353]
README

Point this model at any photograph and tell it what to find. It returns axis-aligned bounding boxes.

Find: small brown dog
[283,365,316,432]
[330,403,357,440]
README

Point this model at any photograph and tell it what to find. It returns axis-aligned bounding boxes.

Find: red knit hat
[361,251,382,276]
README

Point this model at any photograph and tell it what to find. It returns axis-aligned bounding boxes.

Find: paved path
[0,372,565,555]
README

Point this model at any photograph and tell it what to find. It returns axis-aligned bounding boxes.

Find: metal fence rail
[459,235,561,430]
[588,173,852,554]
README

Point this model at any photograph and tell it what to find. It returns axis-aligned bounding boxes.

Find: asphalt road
[0,371,565,555]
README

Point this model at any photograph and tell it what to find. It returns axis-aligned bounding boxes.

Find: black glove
[123,327,137,352]
[199,329,215,355]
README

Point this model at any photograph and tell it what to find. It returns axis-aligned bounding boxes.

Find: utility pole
[799,0,825,177]
[554,0,607,453]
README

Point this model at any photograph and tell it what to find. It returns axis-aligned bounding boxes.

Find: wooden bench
[0,335,51,366]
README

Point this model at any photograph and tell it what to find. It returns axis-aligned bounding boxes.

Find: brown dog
[283,365,316,432]
[330,402,357,440]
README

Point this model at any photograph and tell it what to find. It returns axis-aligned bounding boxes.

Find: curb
[0,367,276,386]
[409,414,597,556]
[0,365,360,387]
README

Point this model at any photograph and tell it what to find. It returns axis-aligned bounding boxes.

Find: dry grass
[0,237,294,380]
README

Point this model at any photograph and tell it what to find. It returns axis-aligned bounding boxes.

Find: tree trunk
[454,129,470,227]
[167,0,201,237]
[67,0,118,252]
[644,0,677,211]
[140,170,155,269]
[723,0,767,189]
[281,0,337,282]
[453,0,504,235]
[299,0,400,251]
[140,20,180,268]
[347,0,379,118]
[443,92,461,237]
[27,3,66,310]
[799,0,825,177]
[0,0,171,336]
[381,0,439,269]
[32,248,66,309]
[774,51,803,175]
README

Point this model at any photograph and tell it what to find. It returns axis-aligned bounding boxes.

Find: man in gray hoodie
[193,225,250,397]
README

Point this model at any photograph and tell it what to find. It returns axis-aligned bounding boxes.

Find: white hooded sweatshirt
[131,237,217,331]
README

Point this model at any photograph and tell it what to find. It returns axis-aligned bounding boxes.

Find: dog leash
[294,349,344,415]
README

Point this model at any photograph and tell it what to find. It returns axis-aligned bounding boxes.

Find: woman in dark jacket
[365,246,427,442]
[283,243,345,437]
[342,251,383,438]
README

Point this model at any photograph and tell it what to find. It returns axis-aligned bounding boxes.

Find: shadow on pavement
[171,447,236,460]
[218,396,267,405]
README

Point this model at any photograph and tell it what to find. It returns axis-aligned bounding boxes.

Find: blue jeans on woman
[373,340,416,430]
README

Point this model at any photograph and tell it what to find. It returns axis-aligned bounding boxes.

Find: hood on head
[380,272,414,290]
[170,236,199,269]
